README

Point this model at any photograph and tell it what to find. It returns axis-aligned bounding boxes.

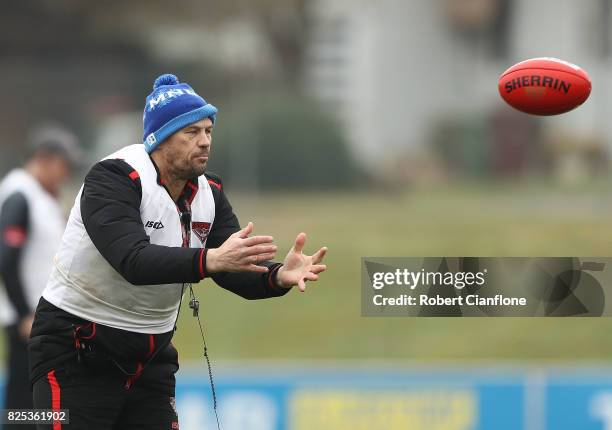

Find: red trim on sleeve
[268,265,282,289]
[198,248,206,278]
[207,179,221,190]
[47,370,62,430]
[129,170,140,181]
[3,225,27,247]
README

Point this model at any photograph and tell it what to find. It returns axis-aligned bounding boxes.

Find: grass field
[4,182,612,363]
[173,181,612,363]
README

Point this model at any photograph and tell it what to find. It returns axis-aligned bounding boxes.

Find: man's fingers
[247,252,276,264]
[242,235,274,247]
[310,264,327,274]
[298,278,307,292]
[236,222,254,239]
[304,273,319,282]
[311,247,328,264]
[293,232,306,254]
[242,244,277,257]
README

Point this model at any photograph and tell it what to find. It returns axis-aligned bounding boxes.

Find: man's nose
[197,132,211,147]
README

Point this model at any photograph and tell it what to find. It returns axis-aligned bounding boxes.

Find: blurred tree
[0,0,311,172]
[209,93,360,190]
[0,0,308,83]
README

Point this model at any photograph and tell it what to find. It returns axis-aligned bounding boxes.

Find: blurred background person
[0,125,80,430]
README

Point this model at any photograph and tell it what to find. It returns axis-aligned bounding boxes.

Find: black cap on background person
[24,123,84,196]
[26,123,85,169]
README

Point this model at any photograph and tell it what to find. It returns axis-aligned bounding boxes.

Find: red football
[498,57,591,115]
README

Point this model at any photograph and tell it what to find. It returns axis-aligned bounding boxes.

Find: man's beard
[175,160,206,180]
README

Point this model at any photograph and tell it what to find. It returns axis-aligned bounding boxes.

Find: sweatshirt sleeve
[0,191,32,319]
[80,159,204,285]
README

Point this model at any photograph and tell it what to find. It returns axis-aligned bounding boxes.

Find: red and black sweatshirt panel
[0,191,31,320]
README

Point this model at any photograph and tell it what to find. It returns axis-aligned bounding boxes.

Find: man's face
[159,118,213,180]
[37,154,71,196]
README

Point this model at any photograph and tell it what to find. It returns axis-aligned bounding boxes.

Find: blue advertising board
[3,366,612,429]
[176,366,527,430]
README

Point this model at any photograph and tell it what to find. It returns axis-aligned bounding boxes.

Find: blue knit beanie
[142,74,218,153]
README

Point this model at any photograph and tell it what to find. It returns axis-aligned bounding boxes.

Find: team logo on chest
[192,222,211,245]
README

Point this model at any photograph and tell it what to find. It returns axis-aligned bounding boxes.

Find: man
[29,74,327,429]
[0,126,80,430]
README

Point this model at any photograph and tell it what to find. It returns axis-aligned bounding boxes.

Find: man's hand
[206,222,277,274]
[277,233,327,292]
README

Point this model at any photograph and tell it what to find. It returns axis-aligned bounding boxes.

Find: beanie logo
[148,89,197,111]
[145,133,157,148]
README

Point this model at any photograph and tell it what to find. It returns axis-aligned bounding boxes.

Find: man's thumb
[238,221,254,238]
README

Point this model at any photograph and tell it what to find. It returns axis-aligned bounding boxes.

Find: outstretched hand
[277,233,327,292]
[206,222,277,273]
